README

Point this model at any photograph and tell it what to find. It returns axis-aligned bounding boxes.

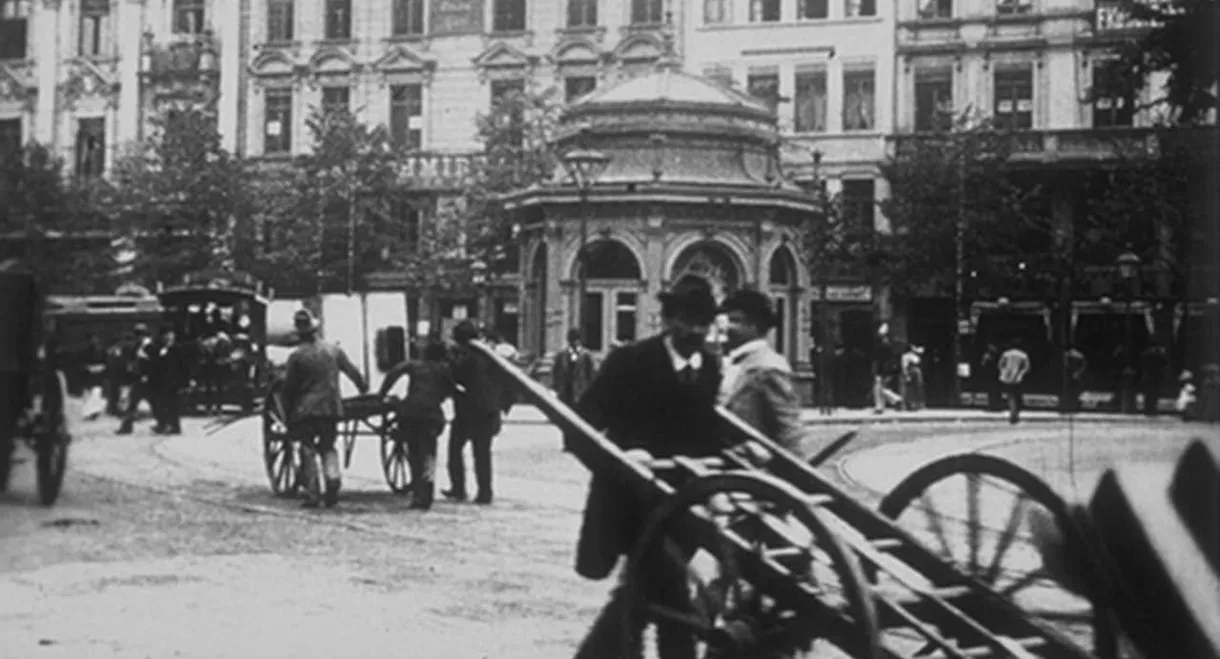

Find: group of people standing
[278,309,514,509]
[112,323,187,436]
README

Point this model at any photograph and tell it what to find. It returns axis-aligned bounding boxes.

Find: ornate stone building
[502,59,822,398]
[0,0,241,174]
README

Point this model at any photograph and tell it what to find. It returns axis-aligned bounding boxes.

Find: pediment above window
[373,45,436,75]
[551,38,601,66]
[0,62,37,103]
[613,33,663,62]
[60,58,119,105]
[472,41,537,70]
[308,46,359,75]
[249,50,298,78]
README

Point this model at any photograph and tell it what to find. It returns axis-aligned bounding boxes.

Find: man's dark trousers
[1005,382,1023,424]
[447,411,499,502]
[117,382,151,434]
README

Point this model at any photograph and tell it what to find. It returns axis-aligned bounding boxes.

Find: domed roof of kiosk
[568,66,772,118]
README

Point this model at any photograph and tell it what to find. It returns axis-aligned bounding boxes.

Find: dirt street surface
[1,410,1215,659]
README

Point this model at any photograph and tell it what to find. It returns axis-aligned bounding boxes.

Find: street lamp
[561,147,611,344]
[809,149,833,415]
[1116,246,1142,413]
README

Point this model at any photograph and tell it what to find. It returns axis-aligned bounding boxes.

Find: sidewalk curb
[500,407,1184,427]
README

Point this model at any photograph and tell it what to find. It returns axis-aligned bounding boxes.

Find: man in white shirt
[997,337,1031,424]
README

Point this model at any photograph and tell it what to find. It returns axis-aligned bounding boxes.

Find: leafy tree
[1091,0,1218,125]
[0,141,113,293]
[102,107,253,287]
[878,113,1047,301]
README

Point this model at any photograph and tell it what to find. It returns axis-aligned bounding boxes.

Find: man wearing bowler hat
[571,274,758,659]
[280,308,367,508]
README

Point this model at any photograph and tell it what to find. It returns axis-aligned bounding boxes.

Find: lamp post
[471,258,488,331]
[810,149,832,414]
[561,148,611,344]
[1116,246,1142,413]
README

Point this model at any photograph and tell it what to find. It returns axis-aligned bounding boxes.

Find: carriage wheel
[262,387,299,497]
[36,371,71,506]
[379,414,411,494]
[877,453,1113,655]
[622,472,880,659]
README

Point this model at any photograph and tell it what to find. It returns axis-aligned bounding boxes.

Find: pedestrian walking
[148,325,187,435]
[901,344,925,411]
[872,323,903,413]
[719,289,807,457]
[569,274,736,659]
[1062,345,1087,413]
[443,320,512,505]
[379,339,456,510]
[116,324,154,435]
[998,338,1031,424]
[552,328,596,451]
[1176,370,1197,420]
[280,309,367,508]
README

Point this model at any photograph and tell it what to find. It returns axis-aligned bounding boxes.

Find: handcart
[469,339,1219,659]
[260,385,408,496]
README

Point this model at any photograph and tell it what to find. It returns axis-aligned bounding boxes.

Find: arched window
[769,246,796,286]
[671,241,741,302]
[576,240,641,279]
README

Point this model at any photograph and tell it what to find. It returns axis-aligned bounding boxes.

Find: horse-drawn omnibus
[156,270,273,414]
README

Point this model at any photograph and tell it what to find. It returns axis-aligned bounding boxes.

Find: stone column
[115,0,144,148]
[33,0,61,146]
[216,0,241,153]
[642,212,666,337]
[543,218,566,357]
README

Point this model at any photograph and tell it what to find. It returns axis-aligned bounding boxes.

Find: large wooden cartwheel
[877,453,1121,657]
[261,381,299,497]
[621,471,880,659]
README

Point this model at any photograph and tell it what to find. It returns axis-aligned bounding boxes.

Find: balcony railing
[1093,0,1170,33]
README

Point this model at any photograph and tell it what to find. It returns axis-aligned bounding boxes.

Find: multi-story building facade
[682,0,896,357]
[0,0,242,176]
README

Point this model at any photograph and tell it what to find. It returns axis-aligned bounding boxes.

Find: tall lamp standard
[561,148,611,343]
[809,149,832,414]
[1116,246,1142,413]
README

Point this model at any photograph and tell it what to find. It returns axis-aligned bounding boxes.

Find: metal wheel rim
[379,418,411,494]
[622,471,881,659]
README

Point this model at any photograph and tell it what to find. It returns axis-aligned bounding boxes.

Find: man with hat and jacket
[116,323,155,435]
[571,274,756,659]
[280,308,367,508]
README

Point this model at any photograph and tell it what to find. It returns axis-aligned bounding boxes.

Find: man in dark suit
[444,320,512,504]
[149,325,187,435]
[552,328,596,451]
[570,274,729,659]
[116,324,155,435]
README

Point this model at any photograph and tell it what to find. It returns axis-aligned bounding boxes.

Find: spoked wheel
[262,385,299,497]
[35,371,71,506]
[379,414,411,494]
[623,471,880,659]
[877,453,1111,655]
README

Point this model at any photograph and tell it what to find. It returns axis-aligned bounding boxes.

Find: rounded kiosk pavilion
[503,57,823,401]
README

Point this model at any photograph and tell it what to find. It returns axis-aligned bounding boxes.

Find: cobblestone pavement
[1,407,1214,659]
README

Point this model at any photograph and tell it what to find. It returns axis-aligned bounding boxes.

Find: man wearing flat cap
[280,308,367,508]
[718,288,807,457]
[570,274,736,659]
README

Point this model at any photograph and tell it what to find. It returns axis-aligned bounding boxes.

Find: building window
[996,0,1031,15]
[841,179,875,229]
[631,0,663,24]
[325,0,351,39]
[75,118,106,180]
[794,67,827,133]
[78,0,111,58]
[747,70,780,113]
[491,78,525,105]
[749,0,780,22]
[1092,64,1135,128]
[393,0,424,35]
[799,0,827,19]
[0,0,29,60]
[994,66,1033,130]
[568,0,596,27]
[390,84,423,149]
[172,0,205,34]
[844,0,875,17]
[493,0,526,31]
[914,68,953,131]
[704,0,729,24]
[615,292,637,344]
[321,86,350,115]
[564,76,596,102]
[267,0,294,42]
[264,88,293,154]
[842,67,875,131]
[0,117,20,153]
[918,0,951,18]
